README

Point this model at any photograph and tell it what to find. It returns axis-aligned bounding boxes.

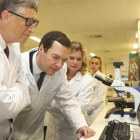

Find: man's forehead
[17,7,38,19]
[47,43,68,54]
[52,52,69,59]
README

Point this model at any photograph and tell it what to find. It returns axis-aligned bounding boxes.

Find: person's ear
[38,44,44,56]
[1,10,10,25]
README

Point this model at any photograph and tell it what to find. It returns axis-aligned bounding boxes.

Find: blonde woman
[86,56,107,126]
[46,41,95,140]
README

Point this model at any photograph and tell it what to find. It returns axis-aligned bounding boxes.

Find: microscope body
[108,80,140,125]
[95,62,140,125]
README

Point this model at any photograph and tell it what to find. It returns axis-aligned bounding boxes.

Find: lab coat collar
[69,71,82,86]
[21,50,32,75]
[91,70,100,78]
[0,34,7,52]
[73,71,82,80]
[33,51,42,75]
[21,48,48,92]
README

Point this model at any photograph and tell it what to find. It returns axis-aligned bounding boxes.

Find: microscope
[95,62,140,125]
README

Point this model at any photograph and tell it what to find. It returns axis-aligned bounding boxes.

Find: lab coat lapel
[0,45,9,86]
[39,75,51,92]
[40,69,64,92]
[22,51,39,92]
[8,45,20,87]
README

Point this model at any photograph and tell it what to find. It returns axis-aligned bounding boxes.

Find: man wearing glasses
[0,0,38,139]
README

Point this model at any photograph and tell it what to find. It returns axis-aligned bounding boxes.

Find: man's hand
[77,126,96,139]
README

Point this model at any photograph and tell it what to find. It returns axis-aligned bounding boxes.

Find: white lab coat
[0,35,31,140]
[12,49,88,140]
[85,70,107,126]
[46,71,95,140]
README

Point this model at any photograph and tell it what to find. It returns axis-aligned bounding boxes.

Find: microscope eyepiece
[95,74,113,86]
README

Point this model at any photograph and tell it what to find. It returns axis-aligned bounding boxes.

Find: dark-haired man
[12,31,95,140]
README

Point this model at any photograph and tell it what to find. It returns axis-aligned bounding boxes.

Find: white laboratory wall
[138,20,140,51]
[104,55,129,80]
[105,63,114,78]
[120,55,129,81]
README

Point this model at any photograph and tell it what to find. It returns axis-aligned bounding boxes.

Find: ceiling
[23,0,140,64]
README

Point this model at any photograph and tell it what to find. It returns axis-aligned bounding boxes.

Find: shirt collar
[33,52,42,74]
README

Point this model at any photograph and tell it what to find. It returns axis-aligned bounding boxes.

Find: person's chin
[47,71,56,76]
[20,38,28,43]
[22,35,30,42]
[71,68,78,72]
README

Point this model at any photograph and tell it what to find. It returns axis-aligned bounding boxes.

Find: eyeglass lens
[26,18,39,27]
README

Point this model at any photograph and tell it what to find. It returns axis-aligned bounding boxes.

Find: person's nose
[56,60,63,69]
[28,24,35,33]
[73,59,77,64]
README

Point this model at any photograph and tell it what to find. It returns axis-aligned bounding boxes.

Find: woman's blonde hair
[89,56,103,72]
[68,41,88,75]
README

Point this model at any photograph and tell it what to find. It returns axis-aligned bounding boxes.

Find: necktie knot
[4,46,9,58]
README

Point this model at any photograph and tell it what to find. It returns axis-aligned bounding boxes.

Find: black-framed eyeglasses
[8,11,39,27]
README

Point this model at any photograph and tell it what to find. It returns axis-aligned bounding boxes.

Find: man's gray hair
[0,0,38,18]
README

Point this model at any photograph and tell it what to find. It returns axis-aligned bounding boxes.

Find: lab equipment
[95,62,140,125]
[99,120,130,140]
